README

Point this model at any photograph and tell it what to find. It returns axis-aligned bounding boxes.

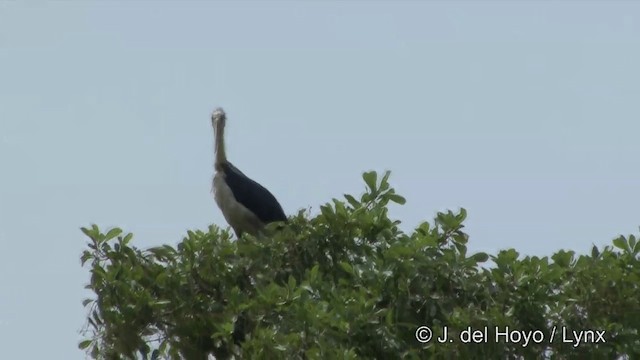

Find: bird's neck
[214,122,227,171]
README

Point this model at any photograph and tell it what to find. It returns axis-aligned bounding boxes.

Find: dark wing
[221,162,287,223]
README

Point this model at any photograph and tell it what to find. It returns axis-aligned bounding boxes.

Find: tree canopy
[80,171,640,359]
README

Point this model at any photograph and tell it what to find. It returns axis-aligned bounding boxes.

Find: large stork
[211,108,287,238]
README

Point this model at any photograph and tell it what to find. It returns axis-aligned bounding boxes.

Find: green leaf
[80,251,93,266]
[80,226,100,241]
[333,199,347,217]
[78,340,92,350]
[344,194,360,208]
[457,207,467,221]
[363,171,378,192]
[416,222,430,235]
[470,252,489,263]
[388,194,406,205]
[320,204,333,219]
[221,322,234,334]
[122,232,133,245]
[80,227,92,238]
[339,261,354,275]
[380,170,391,191]
[385,307,394,326]
[309,264,319,283]
[552,250,574,267]
[612,236,627,251]
[105,228,122,241]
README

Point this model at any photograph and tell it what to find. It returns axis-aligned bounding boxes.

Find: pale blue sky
[1,1,639,358]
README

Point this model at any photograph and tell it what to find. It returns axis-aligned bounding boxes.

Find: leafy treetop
[80,171,640,359]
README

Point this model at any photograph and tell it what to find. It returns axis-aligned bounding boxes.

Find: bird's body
[211,108,287,238]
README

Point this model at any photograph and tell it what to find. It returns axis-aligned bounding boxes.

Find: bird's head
[211,107,226,130]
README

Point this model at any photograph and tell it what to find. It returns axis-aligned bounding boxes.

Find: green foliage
[80,171,640,359]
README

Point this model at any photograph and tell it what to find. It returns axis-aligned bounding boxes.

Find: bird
[210,107,287,238]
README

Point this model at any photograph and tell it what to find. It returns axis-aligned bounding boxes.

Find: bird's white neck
[214,121,227,171]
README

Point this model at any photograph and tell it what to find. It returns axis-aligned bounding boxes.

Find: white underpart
[213,172,264,237]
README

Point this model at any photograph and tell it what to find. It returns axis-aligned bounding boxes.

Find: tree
[80,171,640,359]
